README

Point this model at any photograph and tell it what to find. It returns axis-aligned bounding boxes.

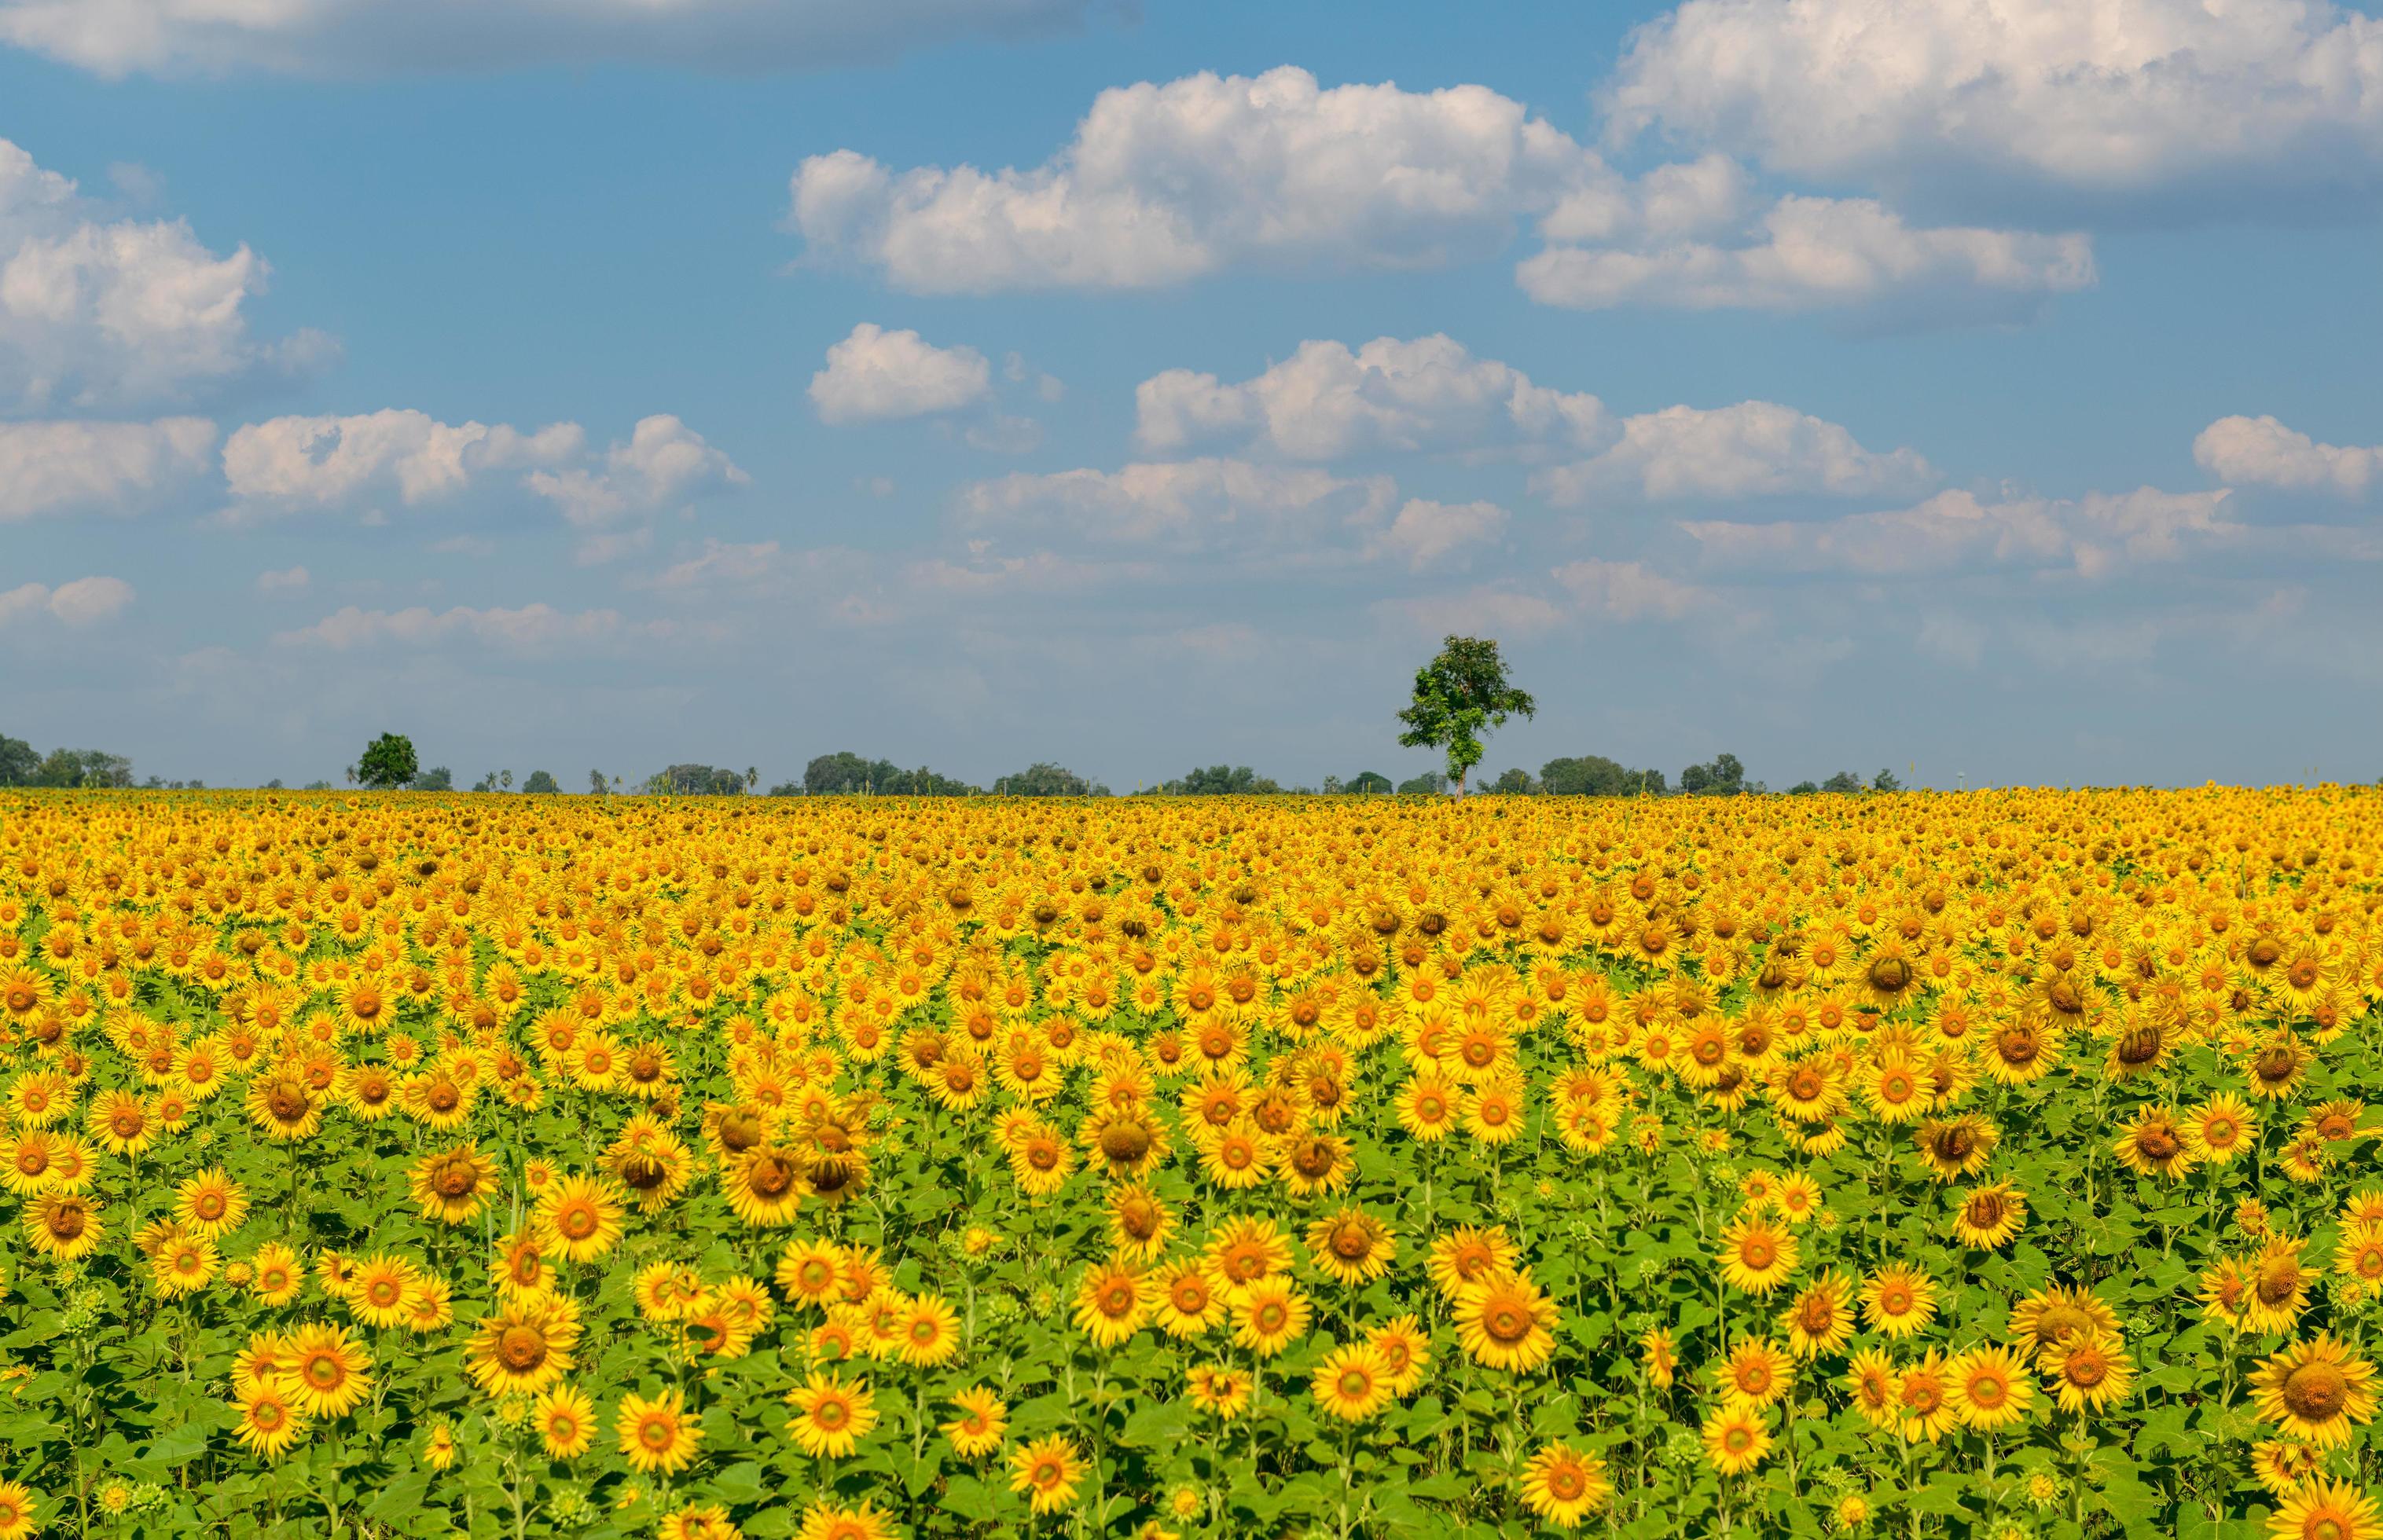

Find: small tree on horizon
[355,734,418,790]
[1395,635,1535,798]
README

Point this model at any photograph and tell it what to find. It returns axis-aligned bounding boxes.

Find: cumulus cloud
[2194,414,2378,497]
[221,409,582,519]
[1680,486,2240,578]
[0,416,214,519]
[1135,335,1612,460]
[523,414,747,529]
[0,574,134,626]
[2,138,329,409]
[1602,0,2383,207]
[957,456,1397,552]
[809,323,992,423]
[273,602,665,652]
[788,67,1604,292]
[0,0,1107,76]
[1551,558,1709,619]
[1533,400,1934,504]
[219,409,741,548]
[254,565,308,593]
[1519,196,2094,316]
[1369,499,1510,570]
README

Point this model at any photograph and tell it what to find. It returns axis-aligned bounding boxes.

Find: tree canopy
[355,734,418,790]
[1395,635,1535,796]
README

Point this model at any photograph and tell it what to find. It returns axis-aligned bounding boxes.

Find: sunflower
[617,1388,703,1475]
[2249,1438,2324,1496]
[2245,1238,2317,1336]
[792,1502,898,1540]
[249,1241,304,1306]
[345,1253,419,1329]
[1780,1272,1857,1360]
[233,1382,310,1461]
[1914,1115,1997,1181]
[1186,1363,1254,1419]
[1895,1351,1959,1443]
[2007,1285,2120,1367]
[152,1230,220,1296]
[1072,1262,1148,1348]
[1368,1314,1433,1396]
[1309,1342,1393,1422]
[2046,1328,2135,1414]
[2267,1479,2382,1540]
[1519,1441,1613,1530]
[1453,1267,1558,1373]
[731,1146,817,1227]
[1106,1182,1172,1260]
[465,1296,581,1397]
[1949,1346,2033,1431]
[1230,1278,1313,1358]
[1426,1224,1516,1299]
[2113,1104,2197,1181]
[1714,1337,1794,1406]
[941,1387,1008,1458]
[2184,1092,2256,1164]
[784,1372,879,1458]
[244,1072,324,1142]
[409,1142,496,1226]
[1305,1208,1395,1287]
[25,1192,102,1261]
[285,1322,373,1418]
[1155,1261,1227,1337]
[896,1293,960,1367]
[1861,1267,1939,1339]
[2252,1336,2379,1448]
[1952,1182,2028,1250]
[1702,1401,1772,1476]
[1009,1435,1085,1515]
[174,1166,250,1238]
[1717,1216,1800,1296]
[534,1174,626,1264]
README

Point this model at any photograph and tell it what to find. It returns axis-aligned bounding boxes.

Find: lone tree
[1395,635,1535,798]
[355,733,418,790]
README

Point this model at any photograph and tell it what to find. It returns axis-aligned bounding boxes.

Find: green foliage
[642,764,747,796]
[991,762,1108,796]
[410,766,454,792]
[1540,756,1665,796]
[1394,635,1535,796]
[0,732,36,786]
[1346,772,1393,794]
[28,748,135,788]
[803,753,977,796]
[355,733,418,790]
[521,770,560,794]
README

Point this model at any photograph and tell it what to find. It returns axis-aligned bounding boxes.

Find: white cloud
[0,416,214,519]
[809,323,992,424]
[1680,486,2238,578]
[1603,0,2383,204]
[2,138,328,409]
[1371,498,1510,570]
[273,602,664,653]
[634,538,788,593]
[0,574,133,626]
[1136,335,1613,460]
[1533,400,1934,504]
[220,410,740,545]
[221,409,582,518]
[523,414,747,529]
[254,565,308,593]
[906,551,1153,593]
[957,457,1397,552]
[788,67,1603,292]
[2194,414,2378,497]
[0,0,1107,76]
[1519,196,2093,315]
[1551,558,1709,619]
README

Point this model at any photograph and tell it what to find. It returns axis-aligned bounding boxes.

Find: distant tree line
[0,732,136,789]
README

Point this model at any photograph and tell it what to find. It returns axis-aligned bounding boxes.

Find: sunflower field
[2,788,2381,1540]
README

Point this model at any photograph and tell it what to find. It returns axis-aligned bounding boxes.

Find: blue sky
[3,0,2380,791]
